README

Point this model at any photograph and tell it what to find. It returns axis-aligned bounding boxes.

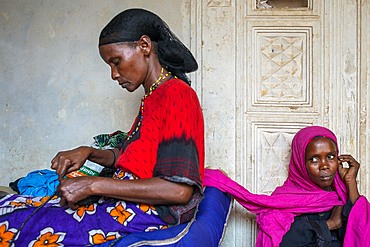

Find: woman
[204,126,370,246]
[0,8,204,246]
[280,132,359,246]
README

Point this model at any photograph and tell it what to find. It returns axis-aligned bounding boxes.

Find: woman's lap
[0,193,166,246]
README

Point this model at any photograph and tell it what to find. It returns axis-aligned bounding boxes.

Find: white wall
[0,0,190,184]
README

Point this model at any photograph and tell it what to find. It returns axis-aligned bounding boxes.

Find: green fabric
[93,130,127,149]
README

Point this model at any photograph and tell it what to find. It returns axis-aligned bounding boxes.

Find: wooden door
[188,0,369,245]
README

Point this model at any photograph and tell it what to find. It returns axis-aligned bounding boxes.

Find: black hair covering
[99,8,198,85]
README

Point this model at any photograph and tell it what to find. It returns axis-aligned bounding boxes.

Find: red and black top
[116,78,204,225]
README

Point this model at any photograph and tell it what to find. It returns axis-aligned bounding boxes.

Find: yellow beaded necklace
[126,68,172,141]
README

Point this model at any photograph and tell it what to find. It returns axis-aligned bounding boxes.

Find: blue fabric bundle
[97,186,232,247]
[17,169,59,196]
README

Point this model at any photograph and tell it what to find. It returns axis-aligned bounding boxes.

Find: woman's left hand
[338,154,360,185]
[338,154,361,204]
[58,177,95,209]
[326,205,343,230]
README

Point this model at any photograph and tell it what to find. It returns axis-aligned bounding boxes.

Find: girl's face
[99,42,149,92]
[305,137,339,191]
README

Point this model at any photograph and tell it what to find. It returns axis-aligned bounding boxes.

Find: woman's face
[305,137,339,191]
[99,42,148,92]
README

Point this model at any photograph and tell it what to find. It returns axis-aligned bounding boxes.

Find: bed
[96,186,232,247]
[0,185,232,247]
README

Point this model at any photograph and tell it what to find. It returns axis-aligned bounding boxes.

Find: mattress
[96,186,232,247]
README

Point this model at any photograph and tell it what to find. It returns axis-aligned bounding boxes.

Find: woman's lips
[320,174,333,181]
[118,82,129,88]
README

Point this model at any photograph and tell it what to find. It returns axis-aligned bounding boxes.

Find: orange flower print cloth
[0,170,166,246]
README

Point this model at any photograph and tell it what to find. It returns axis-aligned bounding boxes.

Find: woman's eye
[328,154,335,160]
[310,157,319,162]
[112,58,120,65]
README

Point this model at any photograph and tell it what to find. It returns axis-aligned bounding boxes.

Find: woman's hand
[338,154,360,184]
[326,205,343,230]
[338,154,360,204]
[51,146,93,180]
[58,176,95,209]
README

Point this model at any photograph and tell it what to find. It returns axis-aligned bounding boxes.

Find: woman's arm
[58,176,193,209]
[51,146,118,179]
[338,154,360,204]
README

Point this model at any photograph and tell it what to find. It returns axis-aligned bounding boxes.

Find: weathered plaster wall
[0,0,190,184]
[1,1,369,246]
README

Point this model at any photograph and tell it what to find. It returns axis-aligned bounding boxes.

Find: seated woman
[0,8,204,246]
[280,133,358,246]
[204,126,370,247]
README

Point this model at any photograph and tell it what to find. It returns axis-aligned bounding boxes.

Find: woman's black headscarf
[99,8,198,85]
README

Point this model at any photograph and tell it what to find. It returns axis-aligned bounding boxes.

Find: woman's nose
[319,160,329,170]
[111,67,119,81]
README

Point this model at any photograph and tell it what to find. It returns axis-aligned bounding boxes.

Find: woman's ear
[138,35,152,56]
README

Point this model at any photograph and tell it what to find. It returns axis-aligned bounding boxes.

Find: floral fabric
[0,170,167,246]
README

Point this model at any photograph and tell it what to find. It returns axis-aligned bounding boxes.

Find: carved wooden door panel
[189,0,368,246]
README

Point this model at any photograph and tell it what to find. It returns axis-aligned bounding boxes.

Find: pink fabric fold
[204,126,370,246]
[344,196,370,247]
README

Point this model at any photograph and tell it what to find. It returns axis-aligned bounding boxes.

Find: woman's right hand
[51,146,93,180]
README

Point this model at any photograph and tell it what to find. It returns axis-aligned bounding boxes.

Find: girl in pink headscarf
[204,126,370,246]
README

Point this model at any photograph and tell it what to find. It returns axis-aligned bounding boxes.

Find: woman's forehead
[99,43,134,57]
[306,137,337,153]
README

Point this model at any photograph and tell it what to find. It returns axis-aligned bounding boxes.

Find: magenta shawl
[204,126,370,246]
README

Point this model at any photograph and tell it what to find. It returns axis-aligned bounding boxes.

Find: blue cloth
[17,169,59,196]
[97,187,232,247]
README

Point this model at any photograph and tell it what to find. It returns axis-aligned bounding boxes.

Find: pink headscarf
[204,126,370,246]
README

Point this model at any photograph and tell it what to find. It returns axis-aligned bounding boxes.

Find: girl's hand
[337,154,360,185]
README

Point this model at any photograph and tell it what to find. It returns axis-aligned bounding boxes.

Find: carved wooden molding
[253,28,312,106]
[207,0,231,7]
[252,124,303,193]
[256,0,272,9]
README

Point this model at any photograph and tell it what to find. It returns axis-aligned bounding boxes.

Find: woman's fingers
[337,162,348,180]
[338,154,360,183]
[53,157,73,180]
[51,147,89,178]
[338,154,360,167]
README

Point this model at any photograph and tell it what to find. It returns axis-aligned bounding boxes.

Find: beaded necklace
[126,68,172,141]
